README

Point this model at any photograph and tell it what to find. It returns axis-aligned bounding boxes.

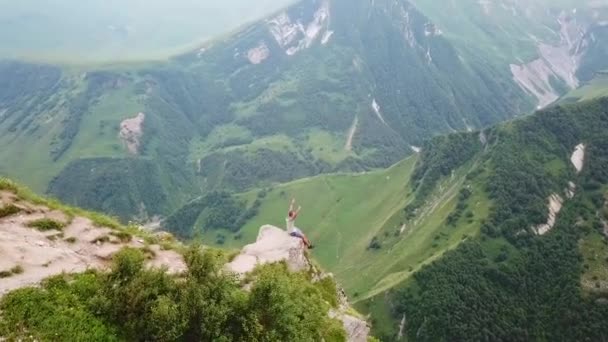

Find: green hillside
[1,0,608,222]
[171,96,608,340]
[364,98,608,340]
[562,72,608,102]
[185,153,490,301]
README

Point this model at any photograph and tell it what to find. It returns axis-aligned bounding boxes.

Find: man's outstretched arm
[295,206,302,217]
[289,198,295,212]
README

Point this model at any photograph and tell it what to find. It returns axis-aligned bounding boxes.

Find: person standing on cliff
[286,198,314,249]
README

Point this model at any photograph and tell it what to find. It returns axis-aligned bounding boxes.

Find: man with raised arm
[286,198,314,249]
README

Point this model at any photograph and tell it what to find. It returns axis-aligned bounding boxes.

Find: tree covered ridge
[381,98,608,341]
[0,247,347,341]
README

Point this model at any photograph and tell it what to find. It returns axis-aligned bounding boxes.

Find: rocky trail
[0,187,370,341]
[0,190,185,295]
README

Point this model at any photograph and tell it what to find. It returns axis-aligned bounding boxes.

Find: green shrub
[0,247,347,341]
[10,265,23,275]
[0,265,24,278]
[65,237,77,243]
[0,204,21,218]
[0,178,19,192]
[140,246,157,259]
[315,276,340,308]
[91,235,110,244]
[110,231,132,243]
[27,218,65,231]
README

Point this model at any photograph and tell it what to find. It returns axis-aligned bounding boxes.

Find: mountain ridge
[1,0,608,222]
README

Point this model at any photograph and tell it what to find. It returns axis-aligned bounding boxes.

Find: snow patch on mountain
[566,181,577,199]
[0,191,185,296]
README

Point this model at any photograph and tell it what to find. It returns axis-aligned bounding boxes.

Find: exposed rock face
[534,194,564,235]
[227,225,310,275]
[247,41,270,64]
[226,225,370,341]
[119,112,145,154]
[267,0,331,56]
[509,10,598,109]
[510,61,561,108]
[0,191,185,295]
[571,143,586,173]
[329,309,371,342]
[372,98,387,125]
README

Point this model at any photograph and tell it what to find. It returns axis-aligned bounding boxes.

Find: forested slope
[362,97,608,340]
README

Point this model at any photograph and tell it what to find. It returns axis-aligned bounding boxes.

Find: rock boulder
[226,225,310,275]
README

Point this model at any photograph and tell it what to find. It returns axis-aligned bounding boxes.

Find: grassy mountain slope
[562,72,608,102]
[2,0,608,222]
[181,144,490,300]
[176,95,608,340]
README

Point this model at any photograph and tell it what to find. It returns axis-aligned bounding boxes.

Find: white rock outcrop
[266,0,331,56]
[119,112,145,155]
[571,143,586,173]
[247,41,270,64]
[329,309,371,342]
[534,194,564,235]
[227,225,310,275]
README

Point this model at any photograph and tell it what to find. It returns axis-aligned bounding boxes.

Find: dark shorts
[289,228,304,238]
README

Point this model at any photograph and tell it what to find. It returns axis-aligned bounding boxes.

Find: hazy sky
[0,0,296,62]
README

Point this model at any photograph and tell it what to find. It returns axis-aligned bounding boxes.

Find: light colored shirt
[286,217,295,232]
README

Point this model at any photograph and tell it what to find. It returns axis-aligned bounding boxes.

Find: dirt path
[0,192,185,295]
[344,116,359,151]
